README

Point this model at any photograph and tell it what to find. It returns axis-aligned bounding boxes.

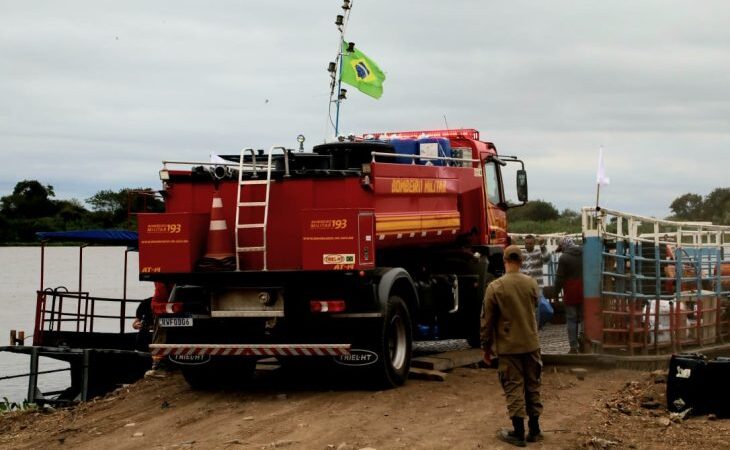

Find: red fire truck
[139,128,528,388]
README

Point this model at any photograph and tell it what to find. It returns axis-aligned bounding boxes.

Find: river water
[0,247,153,403]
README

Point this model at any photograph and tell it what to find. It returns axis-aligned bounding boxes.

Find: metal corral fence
[582,207,730,355]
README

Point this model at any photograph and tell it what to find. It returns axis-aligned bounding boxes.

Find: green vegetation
[0,397,36,413]
[507,200,582,234]
[0,180,163,243]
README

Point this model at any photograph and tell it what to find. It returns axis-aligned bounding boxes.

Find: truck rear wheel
[180,358,256,390]
[369,295,412,388]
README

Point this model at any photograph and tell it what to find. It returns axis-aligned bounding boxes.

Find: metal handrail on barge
[36,288,143,336]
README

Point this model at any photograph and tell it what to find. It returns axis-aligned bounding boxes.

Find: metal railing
[162,146,293,178]
[369,150,478,166]
[583,207,730,355]
[34,287,143,345]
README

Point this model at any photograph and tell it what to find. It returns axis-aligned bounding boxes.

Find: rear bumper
[149,343,351,357]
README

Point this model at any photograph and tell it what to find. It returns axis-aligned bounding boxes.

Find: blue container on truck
[391,138,419,164]
[417,137,452,166]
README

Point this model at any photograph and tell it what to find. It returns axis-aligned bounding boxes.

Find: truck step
[238,201,267,207]
[240,179,269,185]
[237,246,266,252]
[236,223,265,229]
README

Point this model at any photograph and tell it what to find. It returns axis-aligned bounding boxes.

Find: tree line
[1,180,728,243]
[0,180,163,243]
[668,188,730,224]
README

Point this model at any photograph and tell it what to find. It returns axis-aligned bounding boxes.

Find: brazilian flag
[340,41,386,99]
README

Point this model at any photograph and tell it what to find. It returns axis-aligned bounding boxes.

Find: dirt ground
[2,363,730,450]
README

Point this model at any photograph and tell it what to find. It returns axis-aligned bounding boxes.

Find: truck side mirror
[516,169,528,203]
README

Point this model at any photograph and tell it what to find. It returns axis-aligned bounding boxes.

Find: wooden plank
[411,349,483,371]
[408,367,448,382]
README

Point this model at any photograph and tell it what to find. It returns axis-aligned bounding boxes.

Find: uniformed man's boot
[497,417,526,447]
[527,415,544,442]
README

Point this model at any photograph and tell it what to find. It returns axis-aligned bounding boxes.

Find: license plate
[159,317,193,327]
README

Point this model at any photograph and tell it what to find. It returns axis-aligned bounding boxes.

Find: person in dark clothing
[481,245,544,447]
[551,236,584,353]
[150,282,173,370]
[132,297,153,351]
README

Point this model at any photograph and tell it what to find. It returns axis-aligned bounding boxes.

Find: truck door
[482,161,508,245]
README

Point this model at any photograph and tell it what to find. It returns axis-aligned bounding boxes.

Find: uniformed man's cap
[504,245,523,262]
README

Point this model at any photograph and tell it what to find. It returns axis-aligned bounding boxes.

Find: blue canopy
[36,230,139,246]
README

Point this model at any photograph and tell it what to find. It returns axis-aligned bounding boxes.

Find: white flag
[596,146,610,186]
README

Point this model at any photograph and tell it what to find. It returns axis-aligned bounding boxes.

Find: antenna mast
[327,1,353,138]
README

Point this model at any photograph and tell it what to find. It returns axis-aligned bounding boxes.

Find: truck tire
[370,295,412,388]
[181,358,256,390]
[466,269,495,348]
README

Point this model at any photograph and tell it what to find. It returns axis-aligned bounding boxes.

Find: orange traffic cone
[203,190,235,259]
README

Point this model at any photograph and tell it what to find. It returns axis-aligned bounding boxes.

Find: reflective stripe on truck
[149,343,351,357]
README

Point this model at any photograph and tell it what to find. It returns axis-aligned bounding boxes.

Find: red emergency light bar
[364,128,480,140]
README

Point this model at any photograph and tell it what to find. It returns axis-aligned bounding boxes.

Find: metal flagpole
[335,46,344,136]
[328,1,352,139]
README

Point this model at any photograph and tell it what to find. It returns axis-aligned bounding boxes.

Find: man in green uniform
[481,245,543,447]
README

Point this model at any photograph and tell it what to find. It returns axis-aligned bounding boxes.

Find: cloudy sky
[1,1,728,218]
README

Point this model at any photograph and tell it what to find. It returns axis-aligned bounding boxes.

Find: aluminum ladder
[235,147,275,271]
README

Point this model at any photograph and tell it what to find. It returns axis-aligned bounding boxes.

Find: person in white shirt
[520,235,551,329]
